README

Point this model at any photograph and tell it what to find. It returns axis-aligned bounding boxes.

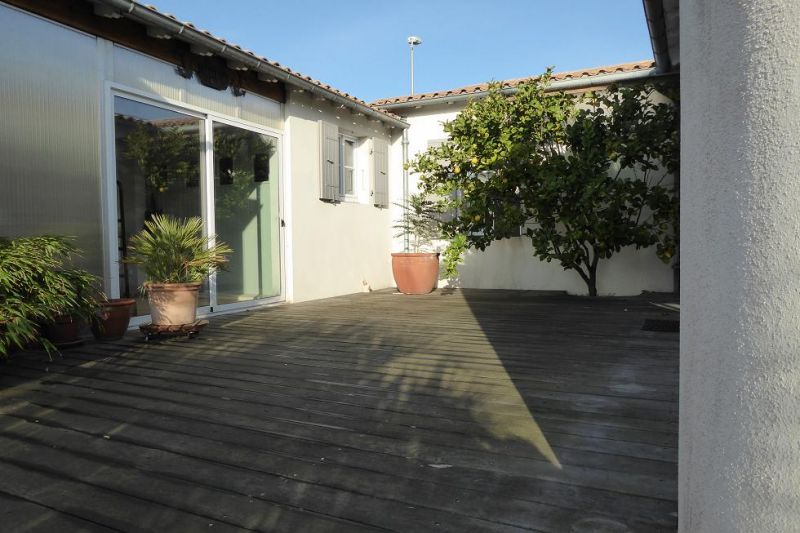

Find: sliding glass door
[113,96,208,316]
[111,94,282,317]
[212,122,281,305]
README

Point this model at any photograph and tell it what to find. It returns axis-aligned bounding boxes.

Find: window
[319,120,385,205]
[339,135,356,198]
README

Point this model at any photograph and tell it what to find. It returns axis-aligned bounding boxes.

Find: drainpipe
[641,0,672,73]
[401,128,410,252]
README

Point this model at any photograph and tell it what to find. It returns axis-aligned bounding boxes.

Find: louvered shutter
[319,121,340,201]
[372,137,389,207]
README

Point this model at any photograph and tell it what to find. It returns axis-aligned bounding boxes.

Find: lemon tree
[411,71,678,296]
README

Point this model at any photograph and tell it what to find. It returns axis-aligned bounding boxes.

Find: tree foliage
[125,122,199,192]
[411,71,678,295]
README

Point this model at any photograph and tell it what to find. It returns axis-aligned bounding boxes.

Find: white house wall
[402,102,674,296]
[285,91,400,302]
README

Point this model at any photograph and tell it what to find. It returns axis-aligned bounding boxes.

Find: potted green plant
[0,236,100,356]
[392,194,446,295]
[43,268,101,347]
[123,214,232,326]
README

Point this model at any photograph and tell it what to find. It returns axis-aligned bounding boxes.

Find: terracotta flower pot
[91,298,136,341]
[44,315,83,347]
[391,252,440,295]
[145,282,201,325]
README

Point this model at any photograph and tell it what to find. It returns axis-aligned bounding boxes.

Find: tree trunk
[586,255,599,297]
[571,252,599,296]
[586,279,598,297]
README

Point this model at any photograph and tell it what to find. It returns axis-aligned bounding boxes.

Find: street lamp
[407,35,422,95]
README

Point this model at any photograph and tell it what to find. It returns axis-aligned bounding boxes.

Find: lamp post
[407,35,422,95]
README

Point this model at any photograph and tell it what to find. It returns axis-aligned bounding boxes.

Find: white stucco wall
[285,91,401,302]
[401,103,674,296]
[680,1,800,531]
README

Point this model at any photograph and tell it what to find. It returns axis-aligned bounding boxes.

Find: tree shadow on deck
[0,290,680,531]
[347,288,680,530]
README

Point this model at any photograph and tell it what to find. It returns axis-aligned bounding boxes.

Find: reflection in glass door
[212,123,281,305]
[113,96,208,316]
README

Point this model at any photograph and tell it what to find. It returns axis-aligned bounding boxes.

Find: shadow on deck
[0,289,679,532]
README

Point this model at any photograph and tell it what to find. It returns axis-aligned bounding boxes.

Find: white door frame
[102,82,286,325]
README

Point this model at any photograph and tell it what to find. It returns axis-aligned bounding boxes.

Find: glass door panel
[213,123,281,305]
[113,96,207,316]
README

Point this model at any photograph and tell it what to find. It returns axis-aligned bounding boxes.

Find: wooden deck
[0,289,679,532]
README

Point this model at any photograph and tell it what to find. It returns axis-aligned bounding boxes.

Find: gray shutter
[372,137,389,207]
[319,121,340,201]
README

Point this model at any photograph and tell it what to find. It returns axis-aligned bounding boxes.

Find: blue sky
[149,1,653,102]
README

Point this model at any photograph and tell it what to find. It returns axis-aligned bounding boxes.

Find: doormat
[642,318,679,332]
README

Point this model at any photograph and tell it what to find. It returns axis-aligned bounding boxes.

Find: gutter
[375,68,672,111]
[642,0,671,73]
[401,129,410,252]
[91,0,408,130]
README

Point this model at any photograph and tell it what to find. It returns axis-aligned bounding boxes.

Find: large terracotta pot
[91,298,136,341]
[145,282,201,325]
[391,252,440,295]
[44,315,83,347]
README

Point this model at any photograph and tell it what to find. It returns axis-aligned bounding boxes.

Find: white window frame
[338,134,358,201]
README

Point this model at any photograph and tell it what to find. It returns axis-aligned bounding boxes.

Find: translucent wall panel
[113,47,283,131]
[238,90,283,131]
[0,6,103,277]
[112,46,184,102]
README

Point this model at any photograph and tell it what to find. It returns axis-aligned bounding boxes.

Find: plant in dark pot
[0,236,100,357]
[44,269,101,347]
[123,214,232,326]
[91,297,136,341]
[392,194,446,295]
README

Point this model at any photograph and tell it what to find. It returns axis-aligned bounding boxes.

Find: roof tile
[371,60,656,106]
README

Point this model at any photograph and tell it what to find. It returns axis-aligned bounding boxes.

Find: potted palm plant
[123,214,232,326]
[392,194,446,295]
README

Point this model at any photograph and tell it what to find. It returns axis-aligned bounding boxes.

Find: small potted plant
[43,268,101,347]
[123,214,232,326]
[391,194,445,295]
[91,297,136,341]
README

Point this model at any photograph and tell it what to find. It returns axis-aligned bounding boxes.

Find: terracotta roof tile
[371,60,656,106]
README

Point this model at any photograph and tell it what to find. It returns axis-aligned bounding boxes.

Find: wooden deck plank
[0,289,679,532]
[9,354,678,447]
[0,391,678,530]
[0,380,678,500]
[0,491,118,533]
[5,358,679,454]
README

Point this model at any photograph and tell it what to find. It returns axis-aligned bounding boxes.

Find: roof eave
[90,0,408,129]
[375,67,670,112]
